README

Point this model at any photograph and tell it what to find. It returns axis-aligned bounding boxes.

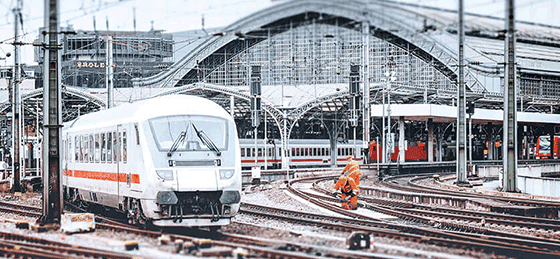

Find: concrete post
[456,0,468,185]
[41,0,63,225]
[503,0,517,192]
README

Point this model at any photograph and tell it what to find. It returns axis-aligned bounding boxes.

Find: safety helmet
[346,155,353,161]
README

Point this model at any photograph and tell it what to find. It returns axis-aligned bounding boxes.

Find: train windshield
[539,136,550,153]
[149,115,228,152]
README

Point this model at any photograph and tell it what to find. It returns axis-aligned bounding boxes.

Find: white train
[62,95,241,228]
[239,138,363,169]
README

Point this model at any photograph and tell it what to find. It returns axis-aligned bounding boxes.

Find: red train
[369,140,428,162]
[536,136,560,159]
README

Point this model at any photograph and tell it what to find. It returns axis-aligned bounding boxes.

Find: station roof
[371,104,560,125]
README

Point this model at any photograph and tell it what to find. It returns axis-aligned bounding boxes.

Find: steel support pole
[281,112,288,170]
[503,0,517,192]
[382,83,386,164]
[11,0,22,192]
[469,114,473,168]
[105,36,113,109]
[488,123,494,160]
[387,82,392,163]
[264,111,267,170]
[362,21,370,159]
[398,117,405,164]
[41,0,62,225]
[428,118,434,163]
[456,0,468,185]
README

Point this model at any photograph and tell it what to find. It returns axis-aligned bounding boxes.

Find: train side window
[84,135,90,163]
[337,148,341,156]
[112,131,117,163]
[240,148,245,157]
[326,148,329,156]
[74,136,79,162]
[89,135,94,163]
[68,138,72,162]
[95,133,100,163]
[122,131,127,163]
[279,148,282,157]
[80,135,85,163]
[291,148,295,157]
[101,133,106,163]
[107,132,113,163]
[134,123,140,145]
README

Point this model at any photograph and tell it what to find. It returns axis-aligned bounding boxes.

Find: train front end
[141,99,241,228]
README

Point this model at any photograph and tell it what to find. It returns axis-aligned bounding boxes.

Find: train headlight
[219,169,235,180]
[157,191,178,205]
[219,191,240,204]
[156,170,174,181]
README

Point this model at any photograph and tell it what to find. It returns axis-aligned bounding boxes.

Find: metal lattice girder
[154,82,285,133]
[0,87,106,123]
[133,0,487,93]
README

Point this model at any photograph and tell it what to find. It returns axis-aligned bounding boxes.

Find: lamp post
[384,71,396,164]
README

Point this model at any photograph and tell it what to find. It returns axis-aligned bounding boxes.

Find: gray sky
[0,0,557,66]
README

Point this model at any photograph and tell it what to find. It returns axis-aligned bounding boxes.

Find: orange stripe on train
[64,169,140,184]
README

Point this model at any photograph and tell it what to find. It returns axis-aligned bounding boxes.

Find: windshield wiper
[191,123,221,156]
[167,130,187,157]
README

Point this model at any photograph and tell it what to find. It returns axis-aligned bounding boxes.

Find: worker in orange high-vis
[342,155,361,186]
[332,175,359,210]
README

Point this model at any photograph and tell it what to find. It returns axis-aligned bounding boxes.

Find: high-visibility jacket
[333,176,359,195]
[343,160,361,186]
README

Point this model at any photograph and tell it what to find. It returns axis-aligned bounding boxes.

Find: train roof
[64,95,233,132]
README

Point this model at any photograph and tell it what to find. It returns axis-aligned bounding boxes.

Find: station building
[33,27,174,89]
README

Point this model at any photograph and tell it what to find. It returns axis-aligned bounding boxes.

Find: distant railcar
[239,139,363,169]
[368,140,428,162]
[62,95,241,228]
[536,135,560,159]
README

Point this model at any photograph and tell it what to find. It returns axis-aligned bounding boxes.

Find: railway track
[0,229,135,258]
[285,175,560,259]
[382,173,560,208]
[356,182,560,235]
[0,198,385,258]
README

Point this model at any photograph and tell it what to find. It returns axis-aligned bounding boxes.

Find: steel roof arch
[133,0,485,93]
